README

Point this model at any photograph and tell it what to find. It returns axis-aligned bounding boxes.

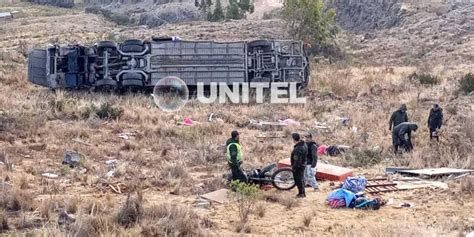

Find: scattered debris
[200,188,229,204]
[28,143,46,151]
[365,178,399,194]
[177,118,195,126]
[42,173,59,179]
[105,170,115,178]
[118,132,136,140]
[194,198,212,209]
[393,168,473,177]
[208,113,215,122]
[385,167,414,174]
[314,121,331,130]
[395,179,448,190]
[105,159,118,169]
[62,151,85,168]
[327,188,383,210]
[256,132,286,139]
[278,158,353,181]
[337,117,350,126]
[278,119,300,126]
[109,183,123,194]
[58,211,76,226]
[0,12,13,21]
[72,138,92,146]
[398,202,413,208]
[342,176,367,193]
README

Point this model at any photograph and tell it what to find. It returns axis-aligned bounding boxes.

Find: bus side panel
[148,41,247,86]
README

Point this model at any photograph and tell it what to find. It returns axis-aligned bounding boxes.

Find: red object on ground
[317,145,327,155]
[277,158,353,181]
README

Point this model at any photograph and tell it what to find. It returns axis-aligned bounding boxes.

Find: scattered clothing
[392,122,418,153]
[342,176,367,193]
[353,197,383,210]
[327,188,356,208]
[327,188,384,210]
[317,145,327,156]
[327,145,342,156]
[389,104,408,131]
[279,119,300,126]
[428,105,443,142]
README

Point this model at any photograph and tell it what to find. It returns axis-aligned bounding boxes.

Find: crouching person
[392,122,418,153]
[304,132,319,191]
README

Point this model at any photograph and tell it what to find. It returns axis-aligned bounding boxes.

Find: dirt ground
[0,3,473,236]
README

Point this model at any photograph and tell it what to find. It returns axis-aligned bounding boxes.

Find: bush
[116,191,143,228]
[85,6,131,25]
[408,72,440,86]
[0,212,8,233]
[343,149,382,167]
[282,0,336,46]
[460,73,474,93]
[141,203,203,236]
[228,180,261,226]
[82,103,124,120]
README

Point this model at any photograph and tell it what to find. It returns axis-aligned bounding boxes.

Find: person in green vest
[226,130,247,182]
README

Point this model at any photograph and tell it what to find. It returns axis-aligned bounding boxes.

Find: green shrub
[228,180,261,225]
[343,149,382,167]
[460,73,474,93]
[408,72,440,86]
[282,0,336,46]
[82,103,124,120]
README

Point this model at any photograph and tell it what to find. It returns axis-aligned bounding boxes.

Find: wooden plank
[397,168,473,176]
[200,189,229,204]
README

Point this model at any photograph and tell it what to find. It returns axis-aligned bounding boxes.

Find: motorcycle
[226,163,296,190]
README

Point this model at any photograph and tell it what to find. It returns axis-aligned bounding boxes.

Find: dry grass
[277,195,300,210]
[459,175,474,194]
[255,202,266,218]
[0,3,472,236]
[66,197,80,214]
[141,203,204,236]
[303,212,313,227]
[0,212,9,233]
[0,189,36,212]
[116,190,144,228]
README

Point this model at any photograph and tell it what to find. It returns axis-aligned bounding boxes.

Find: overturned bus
[27,37,310,90]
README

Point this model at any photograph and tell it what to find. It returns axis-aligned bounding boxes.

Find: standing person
[389,104,409,131]
[303,132,319,191]
[392,122,418,153]
[290,133,308,198]
[226,131,247,182]
[428,104,443,142]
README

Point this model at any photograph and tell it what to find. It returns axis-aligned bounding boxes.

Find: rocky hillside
[332,0,474,66]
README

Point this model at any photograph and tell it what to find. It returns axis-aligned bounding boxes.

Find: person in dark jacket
[389,104,409,131]
[303,132,319,191]
[428,104,443,142]
[290,133,308,198]
[392,122,418,153]
[226,131,247,182]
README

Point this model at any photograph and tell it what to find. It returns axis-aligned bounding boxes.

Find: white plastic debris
[42,173,59,179]
[105,170,115,178]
